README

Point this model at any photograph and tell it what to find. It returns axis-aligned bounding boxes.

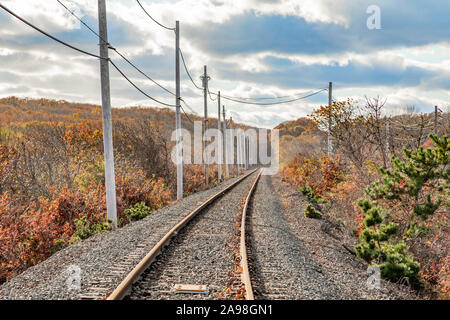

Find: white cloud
[0,0,448,129]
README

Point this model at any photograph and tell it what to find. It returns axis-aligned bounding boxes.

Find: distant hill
[0,96,255,140]
[275,117,326,168]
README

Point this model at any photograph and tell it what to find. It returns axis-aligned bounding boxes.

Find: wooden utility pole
[434,106,438,135]
[175,21,183,200]
[328,81,333,156]
[385,117,390,159]
[201,66,210,185]
[230,116,234,175]
[240,131,245,172]
[222,105,229,178]
[217,91,222,182]
[98,0,117,228]
[245,136,249,169]
[237,129,242,173]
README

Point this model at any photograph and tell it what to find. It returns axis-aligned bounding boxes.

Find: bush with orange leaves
[282,153,344,199]
[0,170,172,283]
[183,164,220,196]
[115,170,172,225]
[419,255,450,299]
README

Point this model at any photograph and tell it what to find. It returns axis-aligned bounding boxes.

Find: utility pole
[244,134,248,170]
[175,20,183,200]
[237,129,242,174]
[217,91,222,182]
[240,131,245,172]
[245,136,249,170]
[385,117,390,159]
[201,66,210,185]
[230,116,234,175]
[98,0,117,228]
[434,106,438,135]
[328,81,333,156]
[222,105,229,178]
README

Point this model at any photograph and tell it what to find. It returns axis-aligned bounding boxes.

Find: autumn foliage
[282,153,344,199]
[281,98,449,298]
[0,97,214,283]
[0,97,247,283]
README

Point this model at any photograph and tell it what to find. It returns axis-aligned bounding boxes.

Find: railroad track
[103,168,262,300]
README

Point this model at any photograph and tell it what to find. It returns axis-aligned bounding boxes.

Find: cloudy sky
[0,0,449,128]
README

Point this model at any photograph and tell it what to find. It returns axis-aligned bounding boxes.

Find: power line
[180,46,327,106]
[56,0,102,39]
[1,2,176,108]
[109,60,176,107]
[180,98,198,115]
[210,88,328,106]
[0,3,103,60]
[5,2,332,118]
[181,45,328,105]
[179,48,203,90]
[57,1,201,115]
[110,48,175,96]
[136,0,175,31]
[207,88,217,101]
[223,89,325,101]
[56,0,176,97]
[180,103,194,123]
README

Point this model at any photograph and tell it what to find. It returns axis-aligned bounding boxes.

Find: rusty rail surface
[107,168,258,300]
[239,169,261,300]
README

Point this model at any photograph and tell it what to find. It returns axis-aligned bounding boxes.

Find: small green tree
[304,204,322,219]
[355,135,448,285]
[124,202,152,221]
[72,216,111,242]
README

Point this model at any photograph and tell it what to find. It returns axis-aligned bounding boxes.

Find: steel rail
[239,169,261,300]
[107,168,258,300]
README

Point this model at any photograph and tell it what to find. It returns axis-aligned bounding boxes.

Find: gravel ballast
[0,172,252,300]
[263,174,422,300]
[128,170,258,300]
[0,170,424,300]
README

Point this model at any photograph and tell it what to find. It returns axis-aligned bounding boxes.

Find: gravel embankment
[128,170,258,300]
[262,174,422,300]
[0,172,252,300]
[248,174,343,299]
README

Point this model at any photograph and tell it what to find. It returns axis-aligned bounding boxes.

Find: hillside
[275,117,326,168]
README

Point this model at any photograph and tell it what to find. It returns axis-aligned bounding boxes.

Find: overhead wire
[6,1,333,117]
[109,60,176,107]
[56,0,176,97]
[180,98,198,115]
[209,88,328,106]
[180,104,194,123]
[0,3,103,60]
[222,89,326,101]
[180,46,328,107]
[207,88,217,101]
[1,1,178,108]
[56,0,101,39]
[57,0,203,113]
[111,48,176,96]
[179,48,203,91]
[136,0,175,31]
[57,0,212,113]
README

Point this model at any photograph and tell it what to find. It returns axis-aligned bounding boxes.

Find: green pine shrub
[300,185,324,203]
[304,204,322,219]
[72,216,112,242]
[355,134,448,286]
[124,201,152,221]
